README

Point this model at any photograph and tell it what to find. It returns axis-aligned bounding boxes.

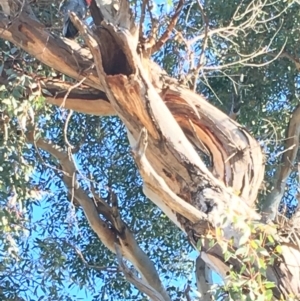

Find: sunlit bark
[1,0,300,299]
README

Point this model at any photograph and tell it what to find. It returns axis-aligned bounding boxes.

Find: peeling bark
[41,79,114,115]
[0,12,102,90]
[1,0,300,299]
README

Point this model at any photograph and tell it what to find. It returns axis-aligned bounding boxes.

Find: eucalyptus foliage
[0,0,299,300]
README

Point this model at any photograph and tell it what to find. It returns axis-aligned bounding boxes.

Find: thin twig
[193,0,209,91]
[203,38,286,71]
[64,109,74,149]
[151,0,185,54]
[267,51,300,71]
[60,77,87,109]
[68,242,118,272]
[139,0,149,40]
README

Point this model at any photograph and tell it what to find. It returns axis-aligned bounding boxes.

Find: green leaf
[257,247,269,257]
[275,245,283,254]
[239,227,251,246]
[235,246,247,257]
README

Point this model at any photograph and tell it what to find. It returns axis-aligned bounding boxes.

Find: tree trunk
[1,0,300,299]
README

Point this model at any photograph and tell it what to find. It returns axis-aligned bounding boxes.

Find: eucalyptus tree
[1,0,300,300]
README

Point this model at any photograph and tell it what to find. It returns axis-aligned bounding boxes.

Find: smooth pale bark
[1,1,300,299]
[195,255,212,301]
[262,104,300,220]
[26,131,171,301]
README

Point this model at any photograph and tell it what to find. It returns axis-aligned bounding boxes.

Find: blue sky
[0,1,234,299]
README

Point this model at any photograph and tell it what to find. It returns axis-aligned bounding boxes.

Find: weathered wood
[1,1,300,299]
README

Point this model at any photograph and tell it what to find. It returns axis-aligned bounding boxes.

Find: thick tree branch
[0,12,103,90]
[1,4,263,231]
[115,245,166,301]
[0,50,113,116]
[0,9,263,205]
[132,127,207,230]
[26,132,118,252]
[93,0,136,34]
[195,256,212,301]
[41,79,114,116]
[67,16,262,247]
[4,1,300,298]
[26,131,171,301]
[263,104,300,221]
[89,0,104,26]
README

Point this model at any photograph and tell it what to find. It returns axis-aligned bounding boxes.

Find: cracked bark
[1,0,300,299]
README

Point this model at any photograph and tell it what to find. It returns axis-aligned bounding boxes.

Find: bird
[59,0,92,39]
